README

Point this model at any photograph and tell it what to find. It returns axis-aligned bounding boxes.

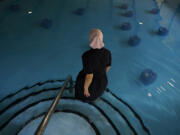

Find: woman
[75,28,112,102]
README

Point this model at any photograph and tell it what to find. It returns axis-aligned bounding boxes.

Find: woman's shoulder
[82,49,91,58]
[103,47,111,54]
[82,47,111,58]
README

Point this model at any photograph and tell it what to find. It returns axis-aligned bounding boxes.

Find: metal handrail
[35,75,73,135]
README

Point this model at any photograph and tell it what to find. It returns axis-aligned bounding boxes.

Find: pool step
[0,80,65,112]
[101,91,149,135]
[94,98,134,135]
[0,99,117,135]
[18,111,97,135]
[0,88,73,130]
[0,80,150,135]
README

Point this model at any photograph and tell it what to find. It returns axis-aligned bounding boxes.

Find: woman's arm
[84,74,93,97]
[106,66,111,73]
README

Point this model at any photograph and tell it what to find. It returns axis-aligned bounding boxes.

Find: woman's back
[82,47,111,75]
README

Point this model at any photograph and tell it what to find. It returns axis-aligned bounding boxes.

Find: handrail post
[35,75,72,135]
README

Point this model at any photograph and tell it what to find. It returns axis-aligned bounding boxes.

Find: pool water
[0,0,180,134]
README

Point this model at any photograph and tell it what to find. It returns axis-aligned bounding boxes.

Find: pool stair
[0,78,151,135]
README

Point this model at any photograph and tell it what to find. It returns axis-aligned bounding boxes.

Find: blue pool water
[0,0,180,134]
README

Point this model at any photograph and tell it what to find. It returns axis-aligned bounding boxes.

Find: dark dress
[75,47,112,101]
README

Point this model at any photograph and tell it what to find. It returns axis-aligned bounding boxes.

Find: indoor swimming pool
[0,0,180,134]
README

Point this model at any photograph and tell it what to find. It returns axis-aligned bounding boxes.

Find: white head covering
[89,29,104,49]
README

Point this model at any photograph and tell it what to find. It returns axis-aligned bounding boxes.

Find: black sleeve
[82,54,93,74]
[106,51,112,66]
